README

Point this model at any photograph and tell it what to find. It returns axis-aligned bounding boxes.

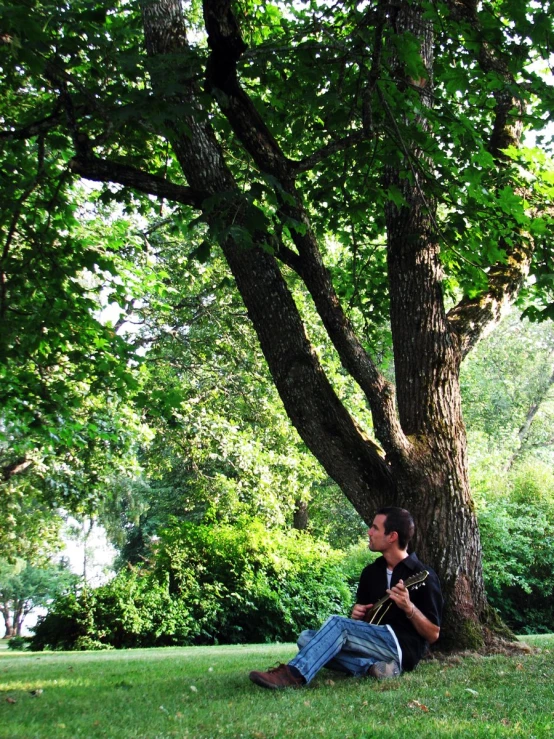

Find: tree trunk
[2,605,15,638]
[292,500,309,531]
[14,607,24,637]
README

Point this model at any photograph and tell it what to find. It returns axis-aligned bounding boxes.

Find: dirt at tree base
[427,631,535,662]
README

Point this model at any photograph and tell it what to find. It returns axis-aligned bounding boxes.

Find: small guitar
[363,570,429,625]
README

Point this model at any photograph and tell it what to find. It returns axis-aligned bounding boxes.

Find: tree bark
[373,0,488,648]
[13,606,24,637]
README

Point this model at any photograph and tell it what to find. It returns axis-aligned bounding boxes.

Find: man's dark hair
[376,507,415,550]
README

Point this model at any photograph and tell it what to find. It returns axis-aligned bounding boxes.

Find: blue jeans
[288,615,401,684]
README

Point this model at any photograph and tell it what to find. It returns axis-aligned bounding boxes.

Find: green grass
[0,636,553,738]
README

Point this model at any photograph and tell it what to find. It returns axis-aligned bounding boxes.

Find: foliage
[0,180,153,558]
[30,580,162,651]
[338,538,379,595]
[0,401,151,561]
[0,489,65,564]
[6,635,30,650]
[2,0,552,460]
[461,314,554,467]
[0,185,143,469]
[97,240,369,559]
[476,460,554,634]
[307,481,368,550]
[458,314,554,633]
[1,640,554,738]
[128,249,332,528]
[155,519,352,643]
[30,520,351,650]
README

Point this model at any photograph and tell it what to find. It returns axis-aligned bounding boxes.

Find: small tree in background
[0,558,77,638]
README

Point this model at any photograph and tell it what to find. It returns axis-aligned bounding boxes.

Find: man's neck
[384,549,410,570]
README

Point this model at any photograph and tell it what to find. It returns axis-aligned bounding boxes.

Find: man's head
[369,507,415,552]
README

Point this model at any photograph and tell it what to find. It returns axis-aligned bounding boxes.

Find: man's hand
[351,603,372,620]
[387,579,412,614]
[388,579,440,643]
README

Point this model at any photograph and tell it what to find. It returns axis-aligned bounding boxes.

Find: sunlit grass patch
[0,640,553,738]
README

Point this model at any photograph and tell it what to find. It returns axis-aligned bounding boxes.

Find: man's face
[368,514,394,552]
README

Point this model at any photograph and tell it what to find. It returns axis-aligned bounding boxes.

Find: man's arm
[388,580,440,643]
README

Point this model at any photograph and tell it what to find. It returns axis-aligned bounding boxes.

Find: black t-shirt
[356,552,443,671]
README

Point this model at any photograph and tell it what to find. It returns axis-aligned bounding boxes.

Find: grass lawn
[1,635,553,738]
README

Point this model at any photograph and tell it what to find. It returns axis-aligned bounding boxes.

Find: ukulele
[363,570,429,625]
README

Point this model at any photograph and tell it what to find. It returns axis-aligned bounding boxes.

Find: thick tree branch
[204,0,408,459]
[204,0,380,176]
[0,103,63,142]
[69,148,207,208]
[2,458,32,483]
[447,245,532,358]
[279,203,409,459]
[203,0,292,179]
[445,1,524,159]
[200,0,407,458]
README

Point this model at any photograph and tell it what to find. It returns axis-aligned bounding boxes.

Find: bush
[30,592,87,651]
[31,572,184,650]
[153,519,351,644]
[7,636,30,650]
[30,520,352,650]
[479,485,554,634]
[339,538,378,596]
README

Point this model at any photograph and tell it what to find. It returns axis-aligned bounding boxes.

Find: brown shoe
[249,663,305,690]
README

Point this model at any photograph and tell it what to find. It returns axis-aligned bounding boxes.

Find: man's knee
[298,615,349,648]
[297,629,317,649]
[322,614,349,630]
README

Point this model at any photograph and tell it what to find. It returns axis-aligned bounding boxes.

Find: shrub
[30,572,186,650]
[7,636,30,650]
[30,592,93,651]
[154,519,352,644]
[479,492,554,634]
[30,520,352,650]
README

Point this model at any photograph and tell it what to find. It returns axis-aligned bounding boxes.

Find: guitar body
[362,570,429,625]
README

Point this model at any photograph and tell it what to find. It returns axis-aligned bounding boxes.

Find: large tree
[2,0,554,647]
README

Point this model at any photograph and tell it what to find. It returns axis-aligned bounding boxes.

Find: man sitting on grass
[249,506,443,689]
